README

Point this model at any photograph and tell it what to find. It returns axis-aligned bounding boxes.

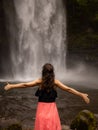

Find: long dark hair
[41,63,55,90]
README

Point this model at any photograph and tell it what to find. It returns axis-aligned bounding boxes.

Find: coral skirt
[34,102,61,130]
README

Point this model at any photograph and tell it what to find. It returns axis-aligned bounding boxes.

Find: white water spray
[5,0,66,81]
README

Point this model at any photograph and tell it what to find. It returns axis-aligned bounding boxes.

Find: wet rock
[62,124,71,130]
[0,118,19,128]
[7,123,22,130]
[70,109,97,130]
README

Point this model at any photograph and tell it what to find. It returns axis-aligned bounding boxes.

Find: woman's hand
[81,93,90,104]
[4,82,12,91]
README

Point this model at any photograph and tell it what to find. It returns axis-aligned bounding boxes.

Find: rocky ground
[0,116,98,130]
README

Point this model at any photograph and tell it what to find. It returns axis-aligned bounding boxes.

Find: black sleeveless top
[35,88,57,102]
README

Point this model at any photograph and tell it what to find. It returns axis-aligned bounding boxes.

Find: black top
[35,88,57,102]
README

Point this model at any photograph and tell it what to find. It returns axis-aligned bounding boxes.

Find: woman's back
[35,88,57,102]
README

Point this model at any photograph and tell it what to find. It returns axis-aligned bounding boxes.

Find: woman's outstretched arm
[55,79,90,104]
[4,79,42,90]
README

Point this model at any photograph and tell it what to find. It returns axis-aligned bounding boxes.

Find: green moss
[70,110,97,130]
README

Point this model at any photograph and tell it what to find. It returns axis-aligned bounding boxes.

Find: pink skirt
[34,102,61,130]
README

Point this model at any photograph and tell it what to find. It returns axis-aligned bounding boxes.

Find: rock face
[70,109,97,130]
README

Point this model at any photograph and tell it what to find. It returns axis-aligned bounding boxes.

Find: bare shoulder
[25,78,42,87]
[54,79,70,90]
[54,79,61,85]
[34,78,42,84]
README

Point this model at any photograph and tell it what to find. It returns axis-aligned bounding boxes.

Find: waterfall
[3,0,66,81]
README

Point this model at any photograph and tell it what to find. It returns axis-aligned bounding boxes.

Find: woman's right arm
[4,79,42,90]
[55,79,90,104]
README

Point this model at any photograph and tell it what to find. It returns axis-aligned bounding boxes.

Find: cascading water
[2,0,98,87]
[3,0,66,81]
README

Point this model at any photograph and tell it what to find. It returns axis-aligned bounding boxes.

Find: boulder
[70,110,96,130]
[7,123,22,130]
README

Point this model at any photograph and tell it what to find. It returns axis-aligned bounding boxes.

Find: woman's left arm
[4,79,42,91]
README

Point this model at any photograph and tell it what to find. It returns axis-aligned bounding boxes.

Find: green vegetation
[66,0,98,66]
[66,0,98,34]
[70,110,97,130]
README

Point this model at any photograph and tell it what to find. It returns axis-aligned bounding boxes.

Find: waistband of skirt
[38,102,56,104]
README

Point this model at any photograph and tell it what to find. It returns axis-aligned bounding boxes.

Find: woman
[4,63,90,130]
